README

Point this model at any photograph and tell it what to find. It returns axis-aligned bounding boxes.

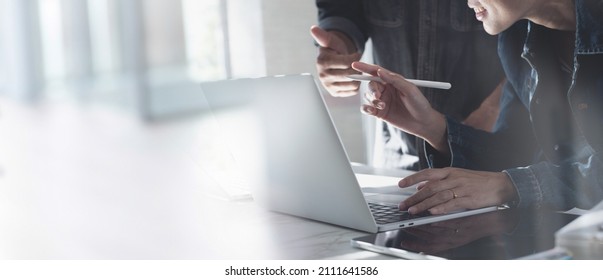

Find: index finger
[377,69,418,94]
[351,61,382,76]
[398,168,450,188]
[352,62,420,97]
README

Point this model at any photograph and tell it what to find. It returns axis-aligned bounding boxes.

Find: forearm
[463,79,505,132]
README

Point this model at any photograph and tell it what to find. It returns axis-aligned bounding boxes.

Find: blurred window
[38,0,67,85]
[182,0,229,81]
[1,0,264,104]
[88,0,120,76]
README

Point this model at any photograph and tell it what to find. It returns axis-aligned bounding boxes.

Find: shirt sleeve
[316,0,368,52]
[505,155,603,210]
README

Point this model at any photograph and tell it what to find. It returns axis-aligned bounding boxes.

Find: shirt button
[534,98,540,105]
[577,103,588,110]
[554,144,560,151]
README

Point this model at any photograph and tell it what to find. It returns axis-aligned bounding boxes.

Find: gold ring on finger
[451,189,458,199]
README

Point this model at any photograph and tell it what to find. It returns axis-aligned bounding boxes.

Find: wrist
[500,171,519,207]
[423,112,448,154]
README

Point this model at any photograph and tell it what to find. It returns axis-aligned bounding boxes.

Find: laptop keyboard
[368,202,429,225]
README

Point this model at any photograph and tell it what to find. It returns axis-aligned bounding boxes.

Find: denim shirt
[427,0,603,210]
[317,0,503,169]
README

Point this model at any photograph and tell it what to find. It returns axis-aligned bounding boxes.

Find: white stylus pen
[346,74,452,90]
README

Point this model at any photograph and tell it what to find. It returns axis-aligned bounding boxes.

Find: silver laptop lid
[201,74,378,232]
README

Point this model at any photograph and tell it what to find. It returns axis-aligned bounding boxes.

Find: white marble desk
[0,97,409,259]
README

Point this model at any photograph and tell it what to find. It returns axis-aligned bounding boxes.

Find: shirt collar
[522,0,603,56]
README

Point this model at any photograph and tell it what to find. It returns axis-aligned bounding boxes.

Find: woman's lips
[474,7,487,21]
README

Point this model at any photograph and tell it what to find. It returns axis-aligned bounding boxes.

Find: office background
[0,0,368,164]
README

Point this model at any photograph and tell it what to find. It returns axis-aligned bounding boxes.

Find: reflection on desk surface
[353,207,578,260]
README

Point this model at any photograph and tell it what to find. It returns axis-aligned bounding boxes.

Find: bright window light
[182,0,228,81]
[38,0,66,84]
[88,0,120,75]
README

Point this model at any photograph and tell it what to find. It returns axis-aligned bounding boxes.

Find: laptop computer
[200,74,497,233]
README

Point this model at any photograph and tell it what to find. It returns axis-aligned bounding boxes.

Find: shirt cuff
[503,167,543,208]
[424,116,467,168]
[424,141,452,168]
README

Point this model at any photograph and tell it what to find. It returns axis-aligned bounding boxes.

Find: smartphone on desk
[351,207,578,260]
